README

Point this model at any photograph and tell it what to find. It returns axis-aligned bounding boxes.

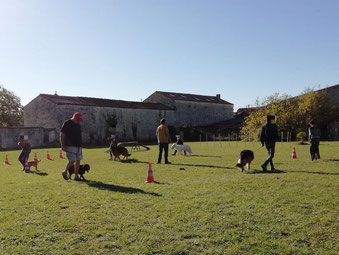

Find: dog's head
[83,164,90,172]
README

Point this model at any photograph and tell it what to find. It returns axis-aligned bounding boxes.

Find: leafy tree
[0,85,23,126]
[241,89,339,141]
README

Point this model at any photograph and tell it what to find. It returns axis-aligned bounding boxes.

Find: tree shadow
[86,181,161,196]
[246,169,286,174]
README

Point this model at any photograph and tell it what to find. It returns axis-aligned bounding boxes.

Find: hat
[73,112,83,122]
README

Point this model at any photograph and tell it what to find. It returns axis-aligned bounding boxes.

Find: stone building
[22,91,233,146]
[144,91,233,127]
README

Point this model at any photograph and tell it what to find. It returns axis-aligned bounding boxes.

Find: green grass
[0,142,338,254]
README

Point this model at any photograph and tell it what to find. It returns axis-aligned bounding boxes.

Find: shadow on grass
[86,181,162,196]
[325,159,339,162]
[292,171,339,175]
[112,158,230,169]
[169,163,232,169]
[246,169,286,174]
[33,171,48,176]
[120,159,148,164]
[190,154,222,158]
[26,170,48,176]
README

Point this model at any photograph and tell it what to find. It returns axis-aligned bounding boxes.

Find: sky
[1,0,339,111]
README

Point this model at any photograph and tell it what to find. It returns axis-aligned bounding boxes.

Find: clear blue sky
[1,0,338,110]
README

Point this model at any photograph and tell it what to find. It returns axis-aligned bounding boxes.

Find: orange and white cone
[145,163,154,183]
[34,152,38,162]
[59,150,63,159]
[4,154,9,165]
[24,160,31,173]
[47,151,51,160]
[292,147,297,159]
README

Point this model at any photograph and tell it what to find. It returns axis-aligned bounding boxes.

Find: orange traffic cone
[145,163,154,183]
[34,152,38,162]
[24,160,31,173]
[47,151,51,160]
[4,154,9,165]
[59,150,63,159]
[292,147,297,159]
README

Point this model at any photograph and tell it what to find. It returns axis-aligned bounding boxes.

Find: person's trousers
[18,150,30,168]
[263,142,276,169]
[310,140,320,160]
[158,143,169,163]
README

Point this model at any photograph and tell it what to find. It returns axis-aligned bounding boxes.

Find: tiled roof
[38,94,173,110]
[153,91,233,105]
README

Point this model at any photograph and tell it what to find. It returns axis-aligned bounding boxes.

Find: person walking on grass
[18,135,31,170]
[60,112,84,181]
[156,118,171,164]
[309,120,321,161]
[260,115,279,172]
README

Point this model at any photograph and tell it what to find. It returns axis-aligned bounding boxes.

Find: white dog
[171,143,192,155]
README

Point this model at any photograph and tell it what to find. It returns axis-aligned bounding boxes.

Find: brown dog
[111,146,131,160]
[236,150,254,172]
[27,160,41,170]
[67,164,90,181]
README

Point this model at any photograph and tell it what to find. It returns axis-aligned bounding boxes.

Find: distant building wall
[171,101,233,127]
[0,127,57,150]
[24,103,174,145]
[24,96,59,128]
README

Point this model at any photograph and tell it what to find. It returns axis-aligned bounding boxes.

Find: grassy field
[0,141,338,255]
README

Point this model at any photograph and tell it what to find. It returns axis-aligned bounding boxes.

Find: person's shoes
[261,164,267,172]
[157,162,161,164]
[165,161,171,164]
[74,176,82,181]
[271,168,276,171]
[62,171,69,180]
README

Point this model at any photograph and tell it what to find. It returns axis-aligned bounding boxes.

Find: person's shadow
[245,169,286,174]
[86,181,161,196]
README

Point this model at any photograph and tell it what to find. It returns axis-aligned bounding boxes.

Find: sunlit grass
[0,142,338,254]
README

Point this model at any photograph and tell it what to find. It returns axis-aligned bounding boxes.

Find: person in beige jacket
[156,118,171,164]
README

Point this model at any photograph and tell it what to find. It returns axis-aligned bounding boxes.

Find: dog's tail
[128,153,131,156]
[236,163,243,168]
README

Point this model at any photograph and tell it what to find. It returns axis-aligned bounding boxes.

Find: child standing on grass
[18,135,31,170]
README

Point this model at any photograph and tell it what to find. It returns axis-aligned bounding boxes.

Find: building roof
[35,94,173,110]
[147,91,233,105]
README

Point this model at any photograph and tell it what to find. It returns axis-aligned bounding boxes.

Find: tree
[0,85,23,126]
[240,89,339,141]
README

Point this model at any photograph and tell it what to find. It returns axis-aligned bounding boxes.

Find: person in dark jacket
[308,120,321,160]
[260,115,279,171]
[18,135,31,170]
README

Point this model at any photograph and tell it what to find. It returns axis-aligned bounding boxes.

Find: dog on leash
[171,144,192,155]
[236,150,254,172]
[27,160,41,170]
[67,164,90,181]
[111,146,131,160]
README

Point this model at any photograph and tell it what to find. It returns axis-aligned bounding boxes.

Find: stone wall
[24,103,174,144]
[24,96,59,128]
[23,93,234,145]
[171,101,233,127]
[0,127,57,150]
